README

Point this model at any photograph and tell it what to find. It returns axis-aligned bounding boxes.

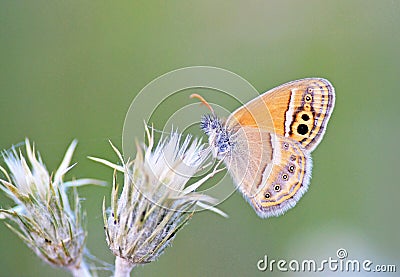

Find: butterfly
[191,78,335,218]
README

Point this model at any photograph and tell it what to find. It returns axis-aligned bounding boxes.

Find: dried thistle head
[0,139,105,275]
[91,126,226,269]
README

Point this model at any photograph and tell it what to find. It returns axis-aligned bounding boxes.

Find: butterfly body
[199,78,335,218]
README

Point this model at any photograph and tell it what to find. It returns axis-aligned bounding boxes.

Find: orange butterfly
[192,78,335,218]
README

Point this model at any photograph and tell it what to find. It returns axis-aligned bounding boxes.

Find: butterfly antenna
[190,93,215,116]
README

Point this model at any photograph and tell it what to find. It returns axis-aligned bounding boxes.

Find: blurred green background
[0,1,399,276]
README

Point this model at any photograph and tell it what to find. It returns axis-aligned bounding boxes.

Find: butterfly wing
[227,78,335,152]
[224,126,273,198]
[250,133,312,218]
[226,126,312,218]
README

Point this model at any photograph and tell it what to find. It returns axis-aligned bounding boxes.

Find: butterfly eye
[304,103,311,111]
[282,174,289,181]
[264,192,271,199]
[274,185,280,192]
[283,142,289,150]
[297,124,309,135]
[288,165,295,173]
[301,113,310,121]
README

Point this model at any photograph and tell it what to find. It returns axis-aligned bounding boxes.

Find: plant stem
[68,261,91,277]
[114,256,135,277]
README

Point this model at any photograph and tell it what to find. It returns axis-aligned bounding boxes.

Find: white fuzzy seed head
[94,127,226,266]
[0,139,104,273]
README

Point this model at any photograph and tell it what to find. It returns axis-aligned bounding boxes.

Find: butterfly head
[200,114,232,159]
